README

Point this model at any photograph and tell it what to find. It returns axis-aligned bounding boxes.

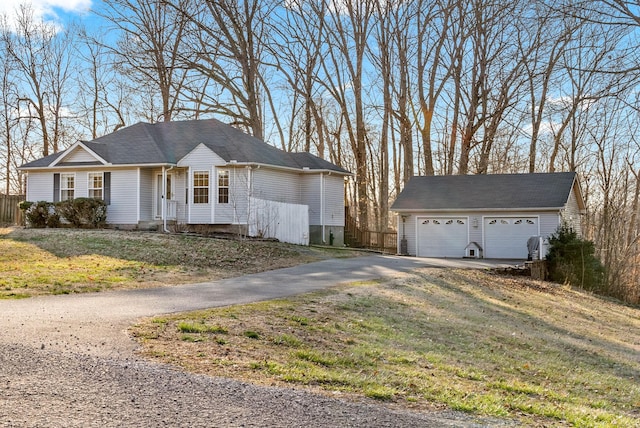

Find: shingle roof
[391,172,578,211]
[20,118,351,174]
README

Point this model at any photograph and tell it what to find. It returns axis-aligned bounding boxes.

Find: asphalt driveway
[0,255,517,427]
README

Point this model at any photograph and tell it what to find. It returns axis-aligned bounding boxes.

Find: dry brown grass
[132,268,640,427]
[0,227,359,298]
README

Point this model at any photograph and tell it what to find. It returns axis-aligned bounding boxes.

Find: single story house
[390,172,585,259]
[19,118,351,246]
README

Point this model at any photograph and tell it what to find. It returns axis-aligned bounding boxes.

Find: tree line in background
[0,0,638,302]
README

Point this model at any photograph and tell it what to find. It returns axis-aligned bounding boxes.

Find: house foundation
[309,225,345,247]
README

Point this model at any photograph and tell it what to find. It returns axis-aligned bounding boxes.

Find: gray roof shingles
[20,118,350,174]
[391,172,577,211]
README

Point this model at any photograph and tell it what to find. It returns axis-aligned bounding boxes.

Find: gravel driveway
[1,255,516,427]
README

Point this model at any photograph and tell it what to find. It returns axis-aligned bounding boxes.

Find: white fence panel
[248,197,309,246]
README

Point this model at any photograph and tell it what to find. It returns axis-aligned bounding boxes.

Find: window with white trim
[218,170,229,204]
[88,172,103,199]
[60,173,75,201]
[193,171,209,204]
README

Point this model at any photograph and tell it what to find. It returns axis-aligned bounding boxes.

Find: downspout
[321,172,325,243]
[247,166,252,227]
[163,166,174,233]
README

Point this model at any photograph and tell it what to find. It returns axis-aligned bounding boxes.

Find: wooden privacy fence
[344,207,397,253]
[248,197,310,246]
[0,194,24,225]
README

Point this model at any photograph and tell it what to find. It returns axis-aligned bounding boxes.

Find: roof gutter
[390,207,566,213]
[19,162,177,172]
[226,161,352,176]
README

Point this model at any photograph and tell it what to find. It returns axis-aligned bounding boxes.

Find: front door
[155,173,173,218]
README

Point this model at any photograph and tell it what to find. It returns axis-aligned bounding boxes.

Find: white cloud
[0,0,91,29]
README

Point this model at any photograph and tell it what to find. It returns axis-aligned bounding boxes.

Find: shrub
[546,224,605,292]
[56,198,107,228]
[24,201,57,228]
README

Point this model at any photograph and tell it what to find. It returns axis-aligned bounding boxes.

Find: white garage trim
[483,216,539,259]
[416,216,469,258]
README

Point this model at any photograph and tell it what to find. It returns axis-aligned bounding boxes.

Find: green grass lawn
[0,227,350,298]
[131,269,640,427]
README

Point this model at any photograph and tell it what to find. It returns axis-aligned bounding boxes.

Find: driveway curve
[1,255,516,427]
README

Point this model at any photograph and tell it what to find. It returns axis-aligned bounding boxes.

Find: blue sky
[0,0,95,29]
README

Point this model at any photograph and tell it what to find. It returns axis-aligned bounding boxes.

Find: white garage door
[484,217,538,259]
[417,217,468,257]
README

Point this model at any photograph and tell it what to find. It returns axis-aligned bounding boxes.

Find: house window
[60,173,75,201]
[193,171,209,204]
[218,170,229,204]
[88,172,103,199]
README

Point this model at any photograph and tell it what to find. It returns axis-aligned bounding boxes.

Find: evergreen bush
[546,224,605,293]
[23,201,57,228]
[56,198,107,228]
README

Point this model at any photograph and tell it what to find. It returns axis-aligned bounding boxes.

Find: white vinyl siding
[138,169,153,222]
[252,168,301,204]
[397,214,418,256]
[562,188,583,236]
[323,175,345,227]
[25,172,54,202]
[539,212,562,239]
[62,147,98,163]
[216,167,248,224]
[300,174,344,227]
[105,170,139,224]
[172,170,187,222]
[301,175,320,224]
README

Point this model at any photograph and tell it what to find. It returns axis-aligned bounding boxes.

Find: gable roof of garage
[391,172,583,212]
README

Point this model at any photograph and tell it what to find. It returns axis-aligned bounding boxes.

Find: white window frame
[60,173,75,201]
[218,169,229,204]
[88,172,103,200]
[193,171,209,204]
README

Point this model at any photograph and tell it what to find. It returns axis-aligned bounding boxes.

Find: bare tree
[268,0,329,154]
[2,5,76,156]
[0,19,18,194]
[99,0,192,123]
[316,0,375,228]
[168,0,281,141]
[453,0,530,175]
[414,0,454,176]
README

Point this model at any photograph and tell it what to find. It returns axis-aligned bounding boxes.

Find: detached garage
[391,172,585,259]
